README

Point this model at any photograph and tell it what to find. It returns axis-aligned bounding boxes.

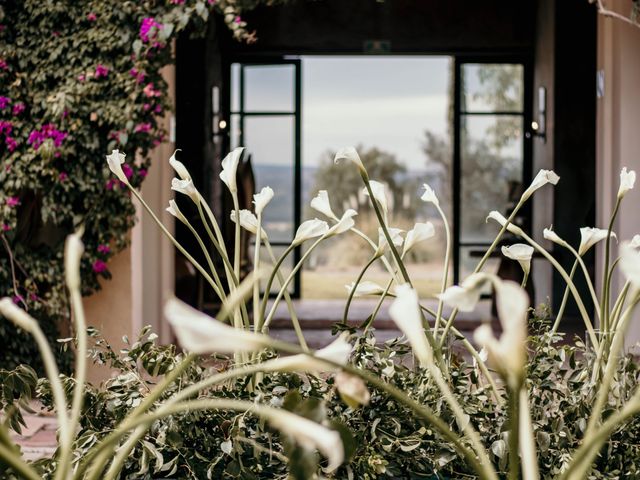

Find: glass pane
[244,115,295,242]
[461,64,524,112]
[230,114,241,149]
[460,115,523,243]
[244,65,295,112]
[231,63,240,112]
[251,244,294,295]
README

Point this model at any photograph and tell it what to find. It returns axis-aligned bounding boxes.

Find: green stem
[253,212,263,330]
[563,243,601,322]
[0,443,41,480]
[361,277,394,332]
[507,385,521,480]
[550,261,578,334]
[198,195,229,260]
[434,203,452,339]
[601,198,621,334]
[232,195,241,287]
[257,243,296,331]
[609,280,631,332]
[343,254,379,324]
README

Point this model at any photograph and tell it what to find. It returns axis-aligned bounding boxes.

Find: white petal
[166,199,188,225]
[420,184,439,206]
[403,222,435,255]
[630,234,640,249]
[253,186,274,215]
[327,209,357,236]
[377,227,404,253]
[164,298,270,354]
[543,227,565,245]
[335,371,370,407]
[334,146,365,172]
[619,241,640,288]
[169,149,191,181]
[293,219,329,245]
[389,284,431,366]
[345,280,385,297]
[171,178,199,202]
[220,147,244,193]
[437,285,482,312]
[310,190,338,220]
[501,244,534,275]
[363,180,388,215]
[263,334,351,374]
[230,209,267,239]
[618,167,636,199]
[522,169,560,200]
[106,149,128,183]
[578,227,616,256]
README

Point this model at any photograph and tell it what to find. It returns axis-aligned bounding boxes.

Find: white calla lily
[253,186,274,215]
[437,285,483,312]
[327,209,357,237]
[310,190,339,221]
[345,280,386,297]
[619,241,640,288]
[486,211,521,235]
[267,409,344,472]
[292,219,329,245]
[521,169,560,201]
[166,199,188,225]
[618,167,636,199]
[262,334,351,374]
[230,209,267,239]
[334,146,365,173]
[106,149,128,183]
[543,227,566,246]
[501,244,534,276]
[421,184,439,206]
[578,227,616,256]
[335,371,371,408]
[164,297,271,354]
[169,149,191,181]
[363,180,388,215]
[388,284,431,367]
[219,147,244,193]
[403,222,435,256]
[171,177,199,202]
[630,234,640,249]
[376,227,404,256]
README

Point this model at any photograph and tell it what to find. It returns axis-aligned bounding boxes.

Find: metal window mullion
[453,58,462,285]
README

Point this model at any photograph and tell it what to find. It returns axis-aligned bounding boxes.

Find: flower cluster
[26,123,67,151]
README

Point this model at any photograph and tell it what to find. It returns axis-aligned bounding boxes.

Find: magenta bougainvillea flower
[129,68,146,84]
[97,244,111,254]
[139,17,162,43]
[0,96,10,109]
[0,59,8,70]
[92,260,107,273]
[12,102,25,116]
[58,171,68,181]
[0,120,12,135]
[95,64,109,79]
[134,122,152,133]
[6,197,19,207]
[143,83,160,98]
[87,12,97,21]
[1,224,11,232]
[27,123,67,150]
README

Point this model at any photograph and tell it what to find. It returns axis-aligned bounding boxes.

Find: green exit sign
[363,40,391,54]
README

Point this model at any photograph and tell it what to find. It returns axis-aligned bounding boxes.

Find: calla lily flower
[164,297,271,354]
[420,184,439,206]
[618,167,636,199]
[630,234,640,249]
[171,177,199,202]
[292,219,329,245]
[230,209,267,239]
[345,280,386,297]
[327,209,357,237]
[403,222,435,256]
[486,211,521,235]
[501,244,534,276]
[64,231,84,290]
[267,409,344,472]
[334,146,365,173]
[521,169,560,201]
[578,227,617,256]
[620,242,640,288]
[542,227,566,246]
[262,334,351,374]
[253,186,274,215]
[219,147,244,193]
[363,180,388,215]
[388,284,431,367]
[376,227,404,256]
[437,284,483,312]
[106,149,128,183]
[169,149,191,181]
[166,199,188,225]
[310,190,339,221]
[335,371,371,408]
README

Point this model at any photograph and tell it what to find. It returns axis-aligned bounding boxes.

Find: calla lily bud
[388,284,431,367]
[171,178,199,202]
[327,209,357,237]
[543,227,566,246]
[334,146,365,174]
[403,222,435,256]
[262,334,351,374]
[345,281,386,297]
[219,147,244,193]
[420,184,439,206]
[292,219,329,246]
[363,180,388,215]
[521,169,560,201]
[619,241,640,288]
[253,186,274,215]
[578,227,616,256]
[64,230,85,290]
[335,371,371,408]
[164,297,271,354]
[166,199,188,225]
[106,149,128,183]
[230,209,267,240]
[501,244,534,276]
[618,167,636,199]
[486,211,522,235]
[169,149,191,181]
[310,190,339,221]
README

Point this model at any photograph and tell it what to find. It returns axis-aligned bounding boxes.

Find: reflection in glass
[244,65,295,112]
[250,244,294,295]
[461,64,524,112]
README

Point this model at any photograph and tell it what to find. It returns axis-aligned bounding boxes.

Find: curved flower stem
[129,187,224,300]
[433,202,452,339]
[361,277,394,332]
[253,212,263,329]
[518,387,539,480]
[561,243,601,322]
[609,279,631,332]
[351,227,402,283]
[198,196,229,260]
[520,271,529,288]
[601,198,621,334]
[196,199,237,289]
[507,385,521,480]
[343,254,379,324]
[231,194,242,286]
[257,243,296,331]
[550,261,578,334]
[264,241,308,351]
[0,443,40,480]
[584,293,640,440]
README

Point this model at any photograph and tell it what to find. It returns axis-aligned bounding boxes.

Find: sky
[231,56,452,171]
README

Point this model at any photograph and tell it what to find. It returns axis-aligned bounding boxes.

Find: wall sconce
[531,86,547,143]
